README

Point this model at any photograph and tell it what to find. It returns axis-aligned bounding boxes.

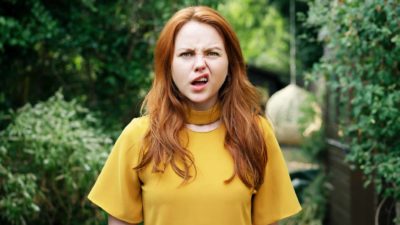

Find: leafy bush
[298,93,325,163]
[282,172,328,225]
[218,1,290,74]
[282,94,328,225]
[306,0,400,201]
[0,0,219,128]
[0,91,112,225]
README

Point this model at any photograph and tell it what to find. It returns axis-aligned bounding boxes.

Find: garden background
[0,0,399,224]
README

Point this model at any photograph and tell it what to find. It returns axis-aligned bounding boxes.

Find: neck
[185,103,221,125]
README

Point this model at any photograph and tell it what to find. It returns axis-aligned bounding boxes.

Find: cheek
[171,60,181,81]
[210,60,229,82]
[219,60,229,87]
[171,74,182,90]
[171,60,188,89]
[172,59,191,77]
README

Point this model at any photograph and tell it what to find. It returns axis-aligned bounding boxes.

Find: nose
[194,55,206,72]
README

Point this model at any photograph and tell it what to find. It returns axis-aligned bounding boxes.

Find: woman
[88,6,301,225]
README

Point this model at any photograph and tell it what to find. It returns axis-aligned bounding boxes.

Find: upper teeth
[199,78,208,82]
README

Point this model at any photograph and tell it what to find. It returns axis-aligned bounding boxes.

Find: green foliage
[285,93,327,225]
[0,91,112,225]
[0,0,219,128]
[217,0,323,80]
[218,0,290,74]
[307,0,400,201]
[282,173,328,225]
[270,0,324,80]
[298,94,325,162]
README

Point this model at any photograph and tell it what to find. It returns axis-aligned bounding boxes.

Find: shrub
[306,0,400,201]
[282,172,328,225]
[0,91,112,225]
[0,0,219,127]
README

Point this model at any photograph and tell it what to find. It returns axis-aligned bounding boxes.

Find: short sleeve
[88,118,144,224]
[252,117,302,225]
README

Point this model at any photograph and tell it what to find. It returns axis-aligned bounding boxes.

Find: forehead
[174,21,225,49]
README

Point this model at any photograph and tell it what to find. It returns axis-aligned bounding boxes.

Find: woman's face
[171,21,229,111]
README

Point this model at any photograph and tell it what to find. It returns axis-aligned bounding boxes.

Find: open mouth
[191,76,209,86]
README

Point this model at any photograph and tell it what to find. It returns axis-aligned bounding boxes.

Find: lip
[190,73,209,92]
[190,74,209,84]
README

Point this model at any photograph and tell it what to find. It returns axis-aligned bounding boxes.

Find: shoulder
[119,115,150,144]
[124,115,150,133]
[256,115,275,134]
[109,115,150,162]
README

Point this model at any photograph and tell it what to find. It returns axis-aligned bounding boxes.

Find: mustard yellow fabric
[185,103,221,125]
[88,110,301,225]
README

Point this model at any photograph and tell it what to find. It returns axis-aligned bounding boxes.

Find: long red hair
[136,6,268,190]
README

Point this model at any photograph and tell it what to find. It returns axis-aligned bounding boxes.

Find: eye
[179,52,194,57]
[207,51,220,57]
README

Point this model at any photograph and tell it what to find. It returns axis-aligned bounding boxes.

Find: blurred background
[0,0,399,224]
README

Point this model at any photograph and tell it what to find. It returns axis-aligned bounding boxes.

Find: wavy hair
[135,6,268,190]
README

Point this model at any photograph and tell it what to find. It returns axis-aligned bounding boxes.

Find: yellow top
[88,107,301,225]
[185,103,221,125]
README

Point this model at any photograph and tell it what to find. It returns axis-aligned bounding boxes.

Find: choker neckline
[186,104,221,125]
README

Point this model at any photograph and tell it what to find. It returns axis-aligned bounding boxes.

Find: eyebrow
[176,47,223,51]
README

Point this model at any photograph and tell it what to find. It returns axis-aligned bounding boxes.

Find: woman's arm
[108,214,141,225]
